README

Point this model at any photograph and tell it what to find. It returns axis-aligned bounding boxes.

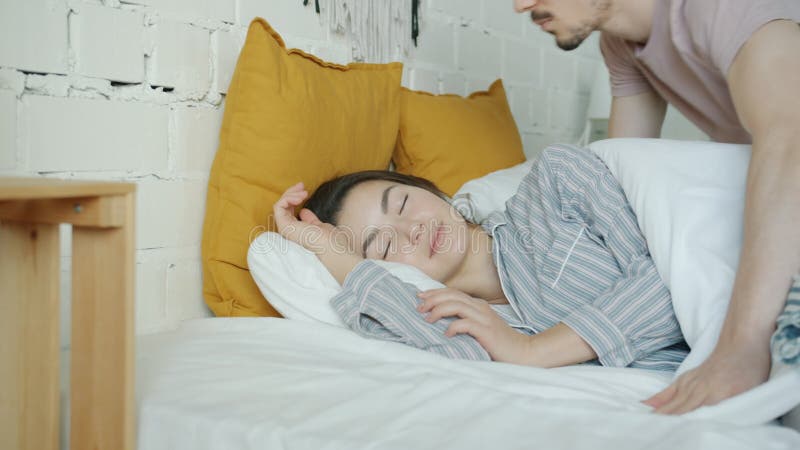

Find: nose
[409,222,425,246]
[514,0,537,13]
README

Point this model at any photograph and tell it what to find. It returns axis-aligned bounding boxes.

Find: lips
[530,11,553,27]
[429,225,442,257]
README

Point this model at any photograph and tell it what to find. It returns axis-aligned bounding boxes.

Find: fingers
[445,319,484,338]
[285,181,305,192]
[273,182,308,231]
[656,390,708,415]
[299,208,322,225]
[422,300,484,324]
[645,371,710,415]
[642,383,678,408]
[417,288,475,312]
[280,189,308,207]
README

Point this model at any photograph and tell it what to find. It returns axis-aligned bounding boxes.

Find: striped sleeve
[560,254,684,367]
[330,260,492,361]
[543,145,685,367]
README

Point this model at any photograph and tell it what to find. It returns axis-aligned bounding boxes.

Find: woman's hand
[417,288,533,364]
[272,182,362,284]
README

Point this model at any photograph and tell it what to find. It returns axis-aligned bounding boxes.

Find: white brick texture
[148,21,211,95]
[409,68,439,93]
[530,87,549,128]
[213,28,244,94]
[72,3,145,83]
[466,77,495,94]
[0,0,70,74]
[135,179,206,250]
[503,40,541,85]
[576,57,601,95]
[542,51,576,90]
[166,260,210,322]
[0,90,16,169]
[309,43,351,66]
[135,260,168,334]
[0,68,26,94]
[507,85,532,129]
[430,0,482,24]
[123,0,235,24]
[23,95,168,172]
[550,90,587,133]
[237,0,325,40]
[441,72,466,96]
[486,4,524,36]
[457,28,502,80]
[173,104,223,176]
[408,19,455,68]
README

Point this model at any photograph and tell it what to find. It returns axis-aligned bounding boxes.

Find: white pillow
[451,160,535,223]
[247,232,445,327]
[588,138,750,376]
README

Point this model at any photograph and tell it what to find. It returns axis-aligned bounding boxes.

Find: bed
[136,318,800,450]
[137,137,800,449]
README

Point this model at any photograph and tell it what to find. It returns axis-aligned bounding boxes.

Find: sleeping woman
[273,143,689,371]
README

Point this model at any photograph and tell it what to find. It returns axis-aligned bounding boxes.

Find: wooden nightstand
[0,177,136,450]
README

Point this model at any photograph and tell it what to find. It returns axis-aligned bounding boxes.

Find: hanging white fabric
[324,0,415,63]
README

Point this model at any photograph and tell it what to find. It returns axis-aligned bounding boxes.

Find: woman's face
[336,180,470,283]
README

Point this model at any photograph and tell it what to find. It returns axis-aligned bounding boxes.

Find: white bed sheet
[136,318,800,450]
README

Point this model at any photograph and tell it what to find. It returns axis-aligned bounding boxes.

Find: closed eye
[399,194,408,215]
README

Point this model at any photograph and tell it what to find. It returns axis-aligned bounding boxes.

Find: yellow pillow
[393,79,526,196]
[201,18,402,317]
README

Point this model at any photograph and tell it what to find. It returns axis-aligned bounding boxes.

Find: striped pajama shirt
[331,144,688,371]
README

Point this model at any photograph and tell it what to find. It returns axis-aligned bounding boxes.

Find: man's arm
[645,19,800,414]
[608,90,667,138]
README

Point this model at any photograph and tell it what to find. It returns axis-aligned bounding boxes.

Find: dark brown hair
[304,170,447,225]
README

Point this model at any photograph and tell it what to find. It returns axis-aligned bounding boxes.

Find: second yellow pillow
[393,79,526,196]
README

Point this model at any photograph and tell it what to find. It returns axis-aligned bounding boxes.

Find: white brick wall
[71,3,145,83]
[458,28,503,80]
[147,21,211,95]
[238,0,325,39]
[22,95,169,172]
[0,0,609,340]
[431,0,483,24]
[212,29,244,94]
[0,0,70,74]
[0,89,15,169]
[172,104,223,176]
[123,0,236,24]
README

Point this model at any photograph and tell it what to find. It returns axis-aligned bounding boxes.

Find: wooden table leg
[70,192,135,450]
[0,221,61,450]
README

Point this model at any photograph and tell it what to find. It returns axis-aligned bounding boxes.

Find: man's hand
[643,340,770,414]
[417,288,533,364]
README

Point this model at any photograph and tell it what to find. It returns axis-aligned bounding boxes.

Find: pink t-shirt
[600,0,800,143]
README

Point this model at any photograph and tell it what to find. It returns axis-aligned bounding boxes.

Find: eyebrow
[381,185,396,215]
[362,230,377,259]
[362,185,396,258]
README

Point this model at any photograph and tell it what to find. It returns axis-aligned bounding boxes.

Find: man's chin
[556,38,583,51]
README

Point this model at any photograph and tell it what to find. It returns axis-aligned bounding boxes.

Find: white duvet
[137,318,800,450]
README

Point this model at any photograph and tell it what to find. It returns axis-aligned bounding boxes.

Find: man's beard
[556,34,585,51]
[530,10,552,22]
[556,23,594,51]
